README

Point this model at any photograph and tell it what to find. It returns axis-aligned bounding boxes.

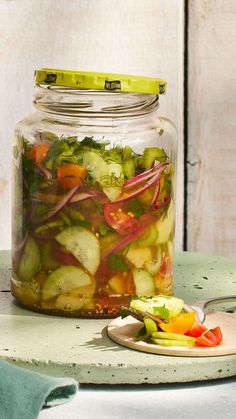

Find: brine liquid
[12,138,175,318]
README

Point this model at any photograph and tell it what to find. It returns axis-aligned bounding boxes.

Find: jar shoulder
[14,110,177,150]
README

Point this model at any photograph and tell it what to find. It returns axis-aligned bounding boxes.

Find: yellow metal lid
[34,68,167,94]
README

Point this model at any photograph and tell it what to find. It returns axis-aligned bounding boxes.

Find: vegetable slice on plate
[120,295,224,349]
[196,327,223,347]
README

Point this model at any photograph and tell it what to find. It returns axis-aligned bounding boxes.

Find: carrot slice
[28,144,51,165]
[57,164,87,189]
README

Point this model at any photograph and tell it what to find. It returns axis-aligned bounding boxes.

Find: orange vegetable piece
[28,143,51,165]
[159,311,196,335]
[57,164,87,189]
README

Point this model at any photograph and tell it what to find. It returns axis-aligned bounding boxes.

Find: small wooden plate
[107,312,236,357]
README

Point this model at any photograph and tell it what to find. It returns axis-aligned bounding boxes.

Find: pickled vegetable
[12,135,175,317]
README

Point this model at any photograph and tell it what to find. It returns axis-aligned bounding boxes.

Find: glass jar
[12,69,177,318]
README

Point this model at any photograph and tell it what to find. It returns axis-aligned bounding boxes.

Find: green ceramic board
[0,250,235,384]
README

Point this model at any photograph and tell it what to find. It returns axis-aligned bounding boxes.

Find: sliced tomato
[185,323,208,338]
[28,143,51,165]
[196,326,223,347]
[196,334,217,347]
[210,326,223,344]
[57,164,87,189]
[104,203,140,235]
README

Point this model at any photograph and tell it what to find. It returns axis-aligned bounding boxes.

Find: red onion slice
[112,172,161,204]
[37,165,52,179]
[102,225,146,259]
[151,176,161,205]
[124,162,166,190]
[153,195,171,210]
[70,192,96,203]
[32,189,108,205]
[70,190,108,204]
[37,185,80,223]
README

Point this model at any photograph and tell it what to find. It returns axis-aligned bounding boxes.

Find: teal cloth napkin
[0,359,78,419]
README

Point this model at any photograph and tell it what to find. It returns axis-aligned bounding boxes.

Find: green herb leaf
[120,308,130,319]
[79,137,102,149]
[98,223,111,236]
[108,253,130,272]
[126,199,144,218]
[103,147,123,164]
[72,219,92,228]
[135,325,147,338]
[22,153,43,196]
[44,140,61,169]
[152,305,170,320]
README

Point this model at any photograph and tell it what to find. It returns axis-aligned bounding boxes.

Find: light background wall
[187,1,236,257]
[0,0,184,251]
[0,0,236,257]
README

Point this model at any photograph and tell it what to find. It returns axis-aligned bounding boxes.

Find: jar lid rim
[34,68,167,95]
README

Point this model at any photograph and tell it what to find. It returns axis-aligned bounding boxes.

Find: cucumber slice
[56,226,100,275]
[54,278,96,311]
[152,331,196,342]
[144,317,158,334]
[143,147,167,169]
[126,247,152,269]
[103,186,122,201]
[123,159,135,179]
[82,151,124,201]
[11,279,40,305]
[42,266,91,301]
[108,274,126,294]
[82,151,108,181]
[123,146,132,160]
[137,223,158,247]
[151,338,195,347]
[18,237,41,281]
[156,200,175,244]
[132,269,155,296]
[103,161,124,200]
[144,246,162,275]
[107,161,124,179]
[130,295,184,319]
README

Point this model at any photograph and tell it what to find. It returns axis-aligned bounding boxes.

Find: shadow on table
[78,326,125,352]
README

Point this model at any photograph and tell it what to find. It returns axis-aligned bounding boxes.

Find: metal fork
[185,295,236,323]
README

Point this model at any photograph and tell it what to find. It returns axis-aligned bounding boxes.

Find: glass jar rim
[33,86,160,118]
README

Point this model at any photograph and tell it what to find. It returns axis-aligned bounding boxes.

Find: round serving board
[107,312,236,357]
[1,251,236,383]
